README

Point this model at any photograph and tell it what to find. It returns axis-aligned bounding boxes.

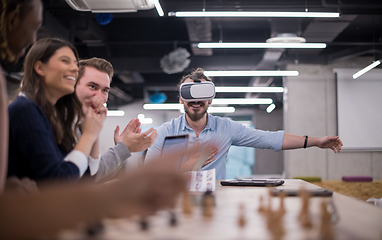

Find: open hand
[116,120,157,152]
[318,136,343,153]
[114,119,141,145]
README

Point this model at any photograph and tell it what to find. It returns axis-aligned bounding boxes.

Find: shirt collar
[180,113,216,132]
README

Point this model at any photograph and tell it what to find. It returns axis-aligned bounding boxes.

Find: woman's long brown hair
[18,38,82,153]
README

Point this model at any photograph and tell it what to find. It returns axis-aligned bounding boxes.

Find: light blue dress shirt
[145,114,285,179]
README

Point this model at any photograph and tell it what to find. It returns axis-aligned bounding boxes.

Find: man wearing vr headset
[145,68,343,179]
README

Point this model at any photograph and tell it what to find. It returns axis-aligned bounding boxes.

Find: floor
[312,180,382,201]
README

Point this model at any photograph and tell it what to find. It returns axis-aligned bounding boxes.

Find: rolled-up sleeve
[229,120,285,151]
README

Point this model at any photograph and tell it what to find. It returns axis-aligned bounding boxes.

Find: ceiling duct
[185,18,213,56]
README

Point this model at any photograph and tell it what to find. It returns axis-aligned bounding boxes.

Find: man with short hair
[76,57,157,181]
[146,68,343,179]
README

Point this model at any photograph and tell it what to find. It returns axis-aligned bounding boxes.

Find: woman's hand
[81,97,107,141]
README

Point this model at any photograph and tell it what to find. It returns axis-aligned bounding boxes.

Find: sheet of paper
[187,169,216,192]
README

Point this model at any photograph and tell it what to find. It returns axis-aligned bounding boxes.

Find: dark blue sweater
[7,96,80,182]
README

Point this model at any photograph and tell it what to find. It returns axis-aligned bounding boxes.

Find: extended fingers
[124,119,136,133]
[142,127,155,138]
[114,125,120,135]
[203,158,215,166]
[133,119,141,133]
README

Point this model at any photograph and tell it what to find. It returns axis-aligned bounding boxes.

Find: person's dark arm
[8,99,81,180]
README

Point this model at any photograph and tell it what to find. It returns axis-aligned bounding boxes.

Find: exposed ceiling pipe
[322,0,382,8]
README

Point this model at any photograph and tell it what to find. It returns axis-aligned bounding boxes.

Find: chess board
[57,179,382,240]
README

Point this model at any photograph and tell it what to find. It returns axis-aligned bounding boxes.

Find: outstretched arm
[281,133,343,153]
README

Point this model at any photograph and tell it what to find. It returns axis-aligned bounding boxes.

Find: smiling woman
[7,38,107,183]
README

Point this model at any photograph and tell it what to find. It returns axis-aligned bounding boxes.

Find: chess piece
[267,188,273,214]
[319,201,334,240]
[238,203,246,228]
[139,216,149,231]
[86,221,104,236]
[203,191,214,219]
[182,190,193,216]
[262,190,286,240]
[265,205,285,240]
[169,211,177,227]
[298,188,312,229]
[277,191,286,217]
[258,195,265,213]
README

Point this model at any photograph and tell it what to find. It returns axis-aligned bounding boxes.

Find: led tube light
[352,60,381,79]
[154,0,164,17]
[204,70,299,77]
[207,106,235,113]
[107,110,125,117]
[168,11,340,18]
[212,98,273,105]
[143,103,183,110]
[197,42,326,49]
[180,106,236,113]
[215,86,284,93]
[143,98,272,110]
[266,104,276,113]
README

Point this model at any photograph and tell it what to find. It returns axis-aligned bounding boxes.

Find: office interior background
[6,0,382,179]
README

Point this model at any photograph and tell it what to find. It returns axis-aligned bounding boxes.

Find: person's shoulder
[9,96,33,109]
[8,96,42,117]
[208,114,245,129]
[208,114,232,124]
[161,114,184,128]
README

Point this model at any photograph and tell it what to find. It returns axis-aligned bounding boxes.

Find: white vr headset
[179,79,216,102]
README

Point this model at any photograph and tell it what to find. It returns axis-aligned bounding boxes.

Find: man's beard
[184,102,208,121]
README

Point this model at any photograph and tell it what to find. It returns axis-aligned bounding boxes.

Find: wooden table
[58,179,382,240]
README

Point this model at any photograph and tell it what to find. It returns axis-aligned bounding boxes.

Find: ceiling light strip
[143,98,273,110]
[143,103,182,110]
[154,0,164,17]
[352,60,381,79]
[168,11,339,18]
[212,98,273,105]
[180,106,236,113]
[204,70,299,77]
[207,106,235,113]
[197,42,326,49]
[266,104,276,113]
[107,110,125,117]
[215,86,284,93]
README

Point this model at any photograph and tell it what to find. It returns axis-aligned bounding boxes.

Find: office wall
[253,108,284,174]
[284,59,382,180]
